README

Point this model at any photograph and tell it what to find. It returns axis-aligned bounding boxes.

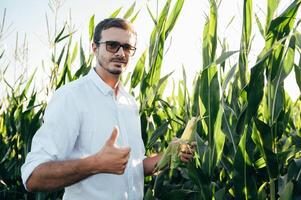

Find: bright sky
[0,0,300,101]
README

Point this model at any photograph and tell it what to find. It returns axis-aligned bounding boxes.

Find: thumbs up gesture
[91,126,131,175]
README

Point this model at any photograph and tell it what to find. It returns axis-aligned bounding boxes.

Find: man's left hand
[179,142,196,163]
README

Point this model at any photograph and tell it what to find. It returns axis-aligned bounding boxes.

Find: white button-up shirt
[21,68,145,200]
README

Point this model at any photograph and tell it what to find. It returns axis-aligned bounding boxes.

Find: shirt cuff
[21,155,53,191]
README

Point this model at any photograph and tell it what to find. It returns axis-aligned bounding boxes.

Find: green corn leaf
[130,9,140,23]
[233,124,258,200]
[161,189,193,199]
[56,45,66,67]
[221,64,237,93]
[70,42,78,64]
[287,159,301,182]
[213,108,225,166]
[146,3,156,25]
[0,50,4,59]
[218,50,239,65]
[20,68,37,100]
[221,106,237,153]
[266,0,280,33]
[255,13,265,37]
[271,36,295,123]
[182,65,190,120]
[156,71,173,98]
[214,188,225,200]
[199,64,220,177]
[177,80,184,110]
[89,15,94,42]
[123,2,136,19]
[258,182,268,200]
[267,0,301,41]
[146,122,169,149]
[110,7,122,18]
[144,188,155,200]
[164,0,184,39]
[146,0,171,87]
[279,181,294,200]
[295,63,301,93]
[56,32,74,43]
[202,0,217,67]
[79,39,86,69]
[130,49,146,89]
[295,33,301,93]
[254,157,266,169]
[200,66,220,139]
[245,48,272,120]
[192,75,202,117]
[253,118,279,178]
[238,0,252,87]
[54,24,66,43]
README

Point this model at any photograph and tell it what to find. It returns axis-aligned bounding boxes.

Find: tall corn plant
[221,0,301,199]
[251,0,301,199]
[146,0,301,200]
[129,0,185,152]
[0,3,95,199]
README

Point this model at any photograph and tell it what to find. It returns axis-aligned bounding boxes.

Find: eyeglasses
[97,40,136,56]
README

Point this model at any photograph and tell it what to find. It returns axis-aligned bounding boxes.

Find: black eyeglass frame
[97,40,136,56]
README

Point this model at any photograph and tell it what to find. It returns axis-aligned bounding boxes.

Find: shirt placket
[111,92,134,199]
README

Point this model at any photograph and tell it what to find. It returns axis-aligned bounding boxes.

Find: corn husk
[154,117,198,172]
[180,117,198,142]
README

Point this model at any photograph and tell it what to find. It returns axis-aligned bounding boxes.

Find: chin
[109,69,123,75]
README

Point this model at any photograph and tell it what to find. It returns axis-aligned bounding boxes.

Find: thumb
[106,126,119,146]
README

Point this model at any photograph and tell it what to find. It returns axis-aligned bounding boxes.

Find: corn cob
[180,116,198,142]
[154,117,198,172]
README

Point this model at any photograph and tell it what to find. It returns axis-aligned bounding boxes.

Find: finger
[181,148,192,154]
[180,156,189,163]
[123,159,128,166]
[106,126,119,146]
[181,153,193,160]
[180,153,193,164]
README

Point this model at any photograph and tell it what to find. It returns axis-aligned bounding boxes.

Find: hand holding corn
[154,117,198,172]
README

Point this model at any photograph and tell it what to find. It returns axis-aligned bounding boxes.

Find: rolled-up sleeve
[21,86,80,190]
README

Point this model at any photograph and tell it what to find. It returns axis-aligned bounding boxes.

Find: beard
[97,57,127,75]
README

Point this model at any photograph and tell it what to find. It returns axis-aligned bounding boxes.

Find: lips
[110,58,127,64]
[111,60,127,69]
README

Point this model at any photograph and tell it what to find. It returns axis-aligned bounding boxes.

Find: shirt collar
[88,68,124,96]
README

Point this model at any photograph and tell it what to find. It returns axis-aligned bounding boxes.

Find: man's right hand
[90,126,131,175]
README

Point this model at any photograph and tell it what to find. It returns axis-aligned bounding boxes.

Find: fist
[91,126,131,175]
[179,141,196,163]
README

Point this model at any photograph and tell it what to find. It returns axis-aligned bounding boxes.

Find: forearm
[26,156,95,192]
[143,154,162,176]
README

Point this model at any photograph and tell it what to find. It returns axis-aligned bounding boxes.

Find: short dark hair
[93,18,137,45]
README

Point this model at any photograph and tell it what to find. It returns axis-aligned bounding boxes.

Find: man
[21,18,193,199]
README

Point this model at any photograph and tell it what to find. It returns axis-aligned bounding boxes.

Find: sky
[0,0,300,101]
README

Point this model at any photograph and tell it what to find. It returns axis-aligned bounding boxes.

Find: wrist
[83,155,101,175]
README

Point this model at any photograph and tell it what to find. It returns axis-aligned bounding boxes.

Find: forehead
[101,27,136,45]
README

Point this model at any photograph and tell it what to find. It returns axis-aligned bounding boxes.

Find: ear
[92,43,98,53]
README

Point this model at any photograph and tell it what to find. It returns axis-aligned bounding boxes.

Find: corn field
[0,0,301,199]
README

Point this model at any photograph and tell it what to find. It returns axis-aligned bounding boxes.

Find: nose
[115,46,125,57]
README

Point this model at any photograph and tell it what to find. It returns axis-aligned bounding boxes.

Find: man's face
[93,27,136,75]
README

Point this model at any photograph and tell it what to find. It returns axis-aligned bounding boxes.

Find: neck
[94,66,120,94]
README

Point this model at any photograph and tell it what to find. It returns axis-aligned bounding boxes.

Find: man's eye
[108,42,120,48]
[123,44,131,50]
